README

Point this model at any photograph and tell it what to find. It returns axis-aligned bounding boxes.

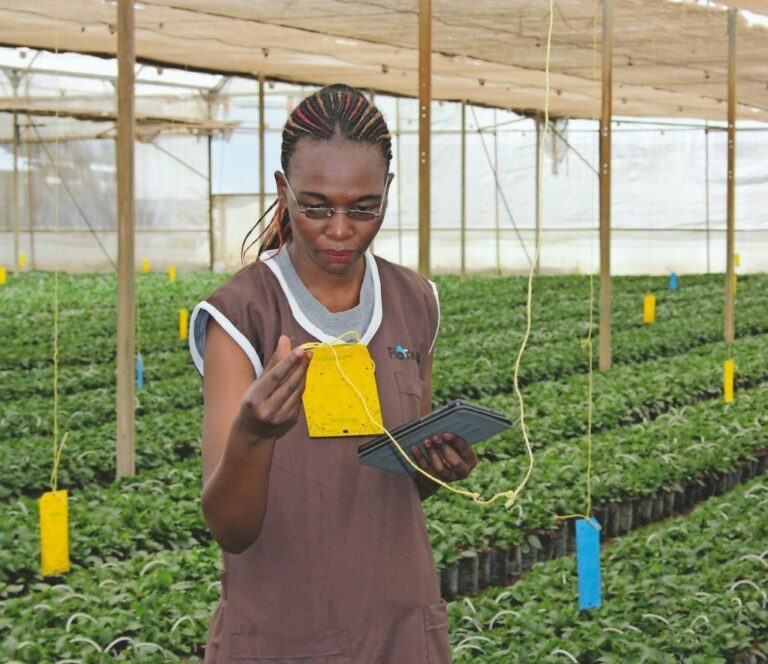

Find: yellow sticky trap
[19,250,27,268]
[723,359,735,404]
[142,258,150,273]
[39,490,70,576]
[169,265,176,283]
[643,294,656,324]
[302,343,383,437]
[0,267,6,285]
[179,308,189,340]
[734,252,740,267]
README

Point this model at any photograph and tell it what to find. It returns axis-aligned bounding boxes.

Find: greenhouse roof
[0,0,766,122]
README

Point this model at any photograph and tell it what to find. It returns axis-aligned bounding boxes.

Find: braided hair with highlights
[240,84,392,264]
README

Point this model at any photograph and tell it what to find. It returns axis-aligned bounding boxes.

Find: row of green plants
[447,476,768,662]
[433,294,768,399]
[2,465,764,662]
[5,328,765,500]
[473,332,768,456]
[3,376,764,606]
[424,380,768,568]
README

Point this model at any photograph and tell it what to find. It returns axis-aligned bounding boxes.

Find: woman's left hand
[411,432,478,483]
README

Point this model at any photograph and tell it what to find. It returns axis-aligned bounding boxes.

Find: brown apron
[198,254,451,663]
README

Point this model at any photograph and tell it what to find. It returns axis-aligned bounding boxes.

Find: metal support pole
[258,72,266,222]
[599,0,613,372]
[725,9,737,346]
[460,100,466,281]
[12,109,20,274]
[535,112,542,276]
[396,98,403,265]
[116,0,136,478]
[418,0,431,277]
[493,109,500,275]
[208,133,214,271]
[705,123,711,273]
[26,121,35,269]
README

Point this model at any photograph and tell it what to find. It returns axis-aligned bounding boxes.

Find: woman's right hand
[234,335,312,441]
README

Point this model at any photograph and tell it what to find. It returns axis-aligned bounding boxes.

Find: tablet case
[357,400,513,476]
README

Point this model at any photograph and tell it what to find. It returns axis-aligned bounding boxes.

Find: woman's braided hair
[241,84,392,263]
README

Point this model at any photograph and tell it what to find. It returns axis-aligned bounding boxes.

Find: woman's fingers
[410,433,478,483]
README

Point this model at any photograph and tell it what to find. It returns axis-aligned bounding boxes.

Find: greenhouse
[1,0,767,662]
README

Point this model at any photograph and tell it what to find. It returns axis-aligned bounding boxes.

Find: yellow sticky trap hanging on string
[734,252,741,268]
[0,267,6,285]
[301,339,383,437]
[723,359,735,403]
[39,490,70,576]
[19,250,28,269]
[179,308,189,340]
[169,265,176,283]
[142,258,150,273]
[643,294,656,324]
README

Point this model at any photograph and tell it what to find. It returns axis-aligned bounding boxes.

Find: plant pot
[489,547,508,586]
[552,524,569,558]
[567,518,578,552]
[730,467,742,489]
[477,549,491,590]
[439,565,458,601]
[662,490,676,517]
[617,499,634,535]
[538,533,554,563]
[717,472,730,495]
[756,452,767,476]
[606,503,620,538]
[650,493,664,522]
[673,488,686,512]
[507,545,522,579]
[684,481,697,507]
[635,495,653,526]
[520,544,538,571]
[457,550,479,596]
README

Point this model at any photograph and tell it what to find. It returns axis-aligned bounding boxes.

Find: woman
[189,84,478,663]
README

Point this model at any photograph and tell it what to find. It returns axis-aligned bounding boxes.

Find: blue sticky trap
[576,517,602,610]
[669,272,678,290]
[136,353,144,391]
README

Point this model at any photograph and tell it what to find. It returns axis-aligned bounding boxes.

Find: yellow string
[299,333,514,506]
[553,0,600,527]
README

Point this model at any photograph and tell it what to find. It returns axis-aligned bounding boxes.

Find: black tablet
[357,400,512,476]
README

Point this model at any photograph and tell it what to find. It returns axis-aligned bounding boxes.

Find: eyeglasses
[283,176,390,222]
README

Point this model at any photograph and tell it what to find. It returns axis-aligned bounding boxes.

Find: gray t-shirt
[193,247,375,366]
[273,245,374,340]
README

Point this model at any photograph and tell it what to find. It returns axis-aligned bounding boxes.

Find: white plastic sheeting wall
[1,86,766,275]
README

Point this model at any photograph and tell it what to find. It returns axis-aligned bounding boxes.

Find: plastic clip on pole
[136,353,144,391]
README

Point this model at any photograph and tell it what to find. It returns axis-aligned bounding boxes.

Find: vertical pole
[705,123,711,273]
[12,109,20,274]
[26,122,35,269]
[208,133,215,271]
[535,112,542,276]
[258,73,266,223]
[725,9,736,346]
[396,98,403,265]
[493,109,501,275]
[599,0,613,372]
[116,0,136,478]
[460,100,466,281]
[418,0,431,277]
